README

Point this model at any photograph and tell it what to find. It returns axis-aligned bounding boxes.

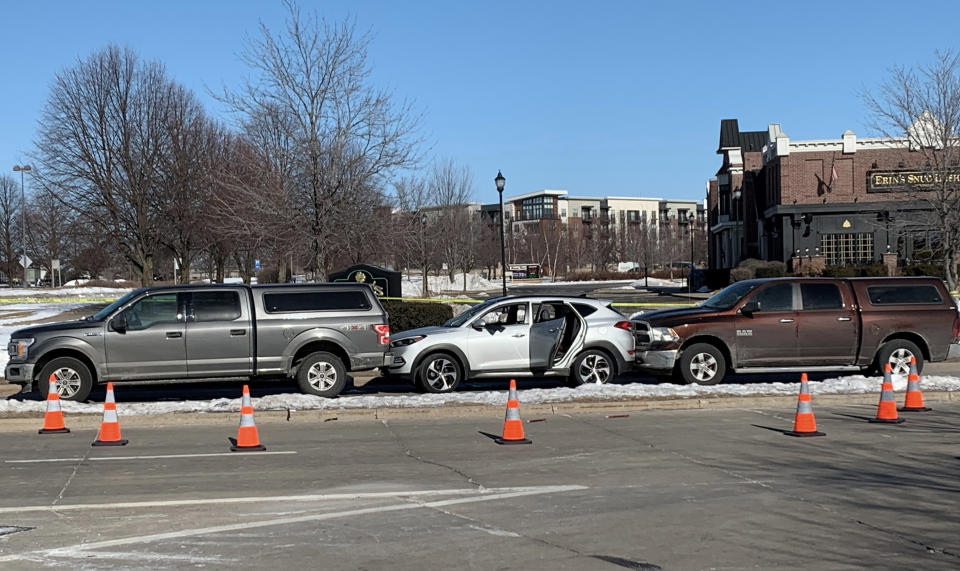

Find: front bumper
[634,349,679,371]
[4,362,35,386]
[947,343,960,361]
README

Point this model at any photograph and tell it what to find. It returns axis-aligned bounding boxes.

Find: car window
[572,303,597,317]
[479,303,527,326]
[866,285,943,305]
[800,283,843,310]
[751,284,793,311]
[191,291,242,322]
[534,303,562,323]
[123,294,179,331]
[263,290,370,312]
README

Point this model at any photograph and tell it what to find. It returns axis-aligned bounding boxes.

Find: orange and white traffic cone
[230,385,266,451]
[870,363,905,424]
[92,382,128,446]
[495,379,531,445]
[899,356,931,412]
[39,374,70,434]
[786,373,825,437]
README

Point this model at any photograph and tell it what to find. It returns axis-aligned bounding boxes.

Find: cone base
[785,430,825,437]
[495,437,532,445]
[869,417,905,423]
[38,428,70,434]
[92,439,128,446]
[229,437,266,451]
[898,406,932,412]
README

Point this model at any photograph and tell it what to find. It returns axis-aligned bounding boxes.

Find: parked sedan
[387,296,635,392]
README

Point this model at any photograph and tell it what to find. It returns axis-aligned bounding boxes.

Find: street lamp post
[687,211,696,293]
[494,170,507,297]
[12,165,30,287]
[732,188,742,267]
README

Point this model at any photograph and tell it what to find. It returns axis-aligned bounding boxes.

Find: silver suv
[387,296,635,392]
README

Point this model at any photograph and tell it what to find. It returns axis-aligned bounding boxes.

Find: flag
[829,161,839,188]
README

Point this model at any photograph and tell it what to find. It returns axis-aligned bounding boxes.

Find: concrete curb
[0,390,954,431]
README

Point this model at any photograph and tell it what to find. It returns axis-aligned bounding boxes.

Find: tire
[677,343,726,385]
[571,349,615,385]
[875,339,924,377]
[37,357,93,402]
[416,352,463,393]
[296,351,347,398]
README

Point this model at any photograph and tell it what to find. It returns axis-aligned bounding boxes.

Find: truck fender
[29,336,102,381]
[281,328,358,371]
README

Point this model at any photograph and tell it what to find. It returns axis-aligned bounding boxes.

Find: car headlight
[648,327,679,343]
[8,337,35,358]
[391,335,426,348]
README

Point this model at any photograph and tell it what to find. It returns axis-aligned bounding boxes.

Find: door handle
[230,329,247,336]
[837,317,852,322]
[512,333,526,338]
[166,331,183,338]
[779,319,794,323]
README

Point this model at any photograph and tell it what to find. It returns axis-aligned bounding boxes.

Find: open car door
[529,302,566,369]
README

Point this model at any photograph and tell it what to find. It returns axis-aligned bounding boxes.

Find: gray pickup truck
[5,283,392,401]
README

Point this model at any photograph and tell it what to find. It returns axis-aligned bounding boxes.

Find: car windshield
[89,289,143,321]
[443,300,496,327]
[701,281,760,310]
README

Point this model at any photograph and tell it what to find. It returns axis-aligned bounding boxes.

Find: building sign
[329,264,401,298]
[508,264,541,279]
[867,169,960,193]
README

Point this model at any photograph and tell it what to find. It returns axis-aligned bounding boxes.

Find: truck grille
[633,321,651,345]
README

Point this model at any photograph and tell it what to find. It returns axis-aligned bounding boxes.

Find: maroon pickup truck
[633,277,960,385]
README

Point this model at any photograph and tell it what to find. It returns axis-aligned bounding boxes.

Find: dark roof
[717,119,768,153]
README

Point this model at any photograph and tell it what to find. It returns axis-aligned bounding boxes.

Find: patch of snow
[1,373,956,416]
[0,286,131,298]
[631,278,686,288]
[401,272,496,297]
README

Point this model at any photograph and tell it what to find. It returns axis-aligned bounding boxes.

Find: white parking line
[5,451,298,463]
[0,485,587,562]
[0,485,579,514]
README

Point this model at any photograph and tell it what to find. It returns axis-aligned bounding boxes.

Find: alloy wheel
[307,361,338,391]
[689,353,718,383]
[424,358,458,391]
[578,353,611,384]
[51,367,83,399]
[887,348,915,376]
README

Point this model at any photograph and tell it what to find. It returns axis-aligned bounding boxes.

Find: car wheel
[37,357,93,402]
[296,351,347,398]
[677,343,726,385]
[875,339,923,377]
[417,353,462,393]
[571,349,615,385]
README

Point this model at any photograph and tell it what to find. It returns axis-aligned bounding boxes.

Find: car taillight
[373,324,390,345]
[614,321,632,331]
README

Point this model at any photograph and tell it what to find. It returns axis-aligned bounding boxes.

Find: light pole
[12,165,30,287]
[732,188,742,267]
[494,170,507,297]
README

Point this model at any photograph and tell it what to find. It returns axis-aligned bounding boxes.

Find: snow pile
[0,286,130,298]
[401,273,496,297]
[631,278,687,288]
[1,373,958,416]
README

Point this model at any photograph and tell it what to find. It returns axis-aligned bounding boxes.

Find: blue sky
[2,0,958,204]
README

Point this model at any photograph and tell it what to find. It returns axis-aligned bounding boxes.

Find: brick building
[708,119,942,270]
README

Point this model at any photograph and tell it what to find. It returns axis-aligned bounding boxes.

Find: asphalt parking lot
[0,400,958,569]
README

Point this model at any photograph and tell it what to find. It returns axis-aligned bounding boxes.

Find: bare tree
[0,176,21,282]
[429,159,476,289]
[864,50,960,289]
[33,45,178,286]
[395,176,439,297]
[25,190,74,285]
[220,1,422,280]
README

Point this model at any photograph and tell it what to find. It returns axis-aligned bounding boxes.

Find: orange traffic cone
[92,382,128,446]
[495,379,531,445]
[230,385,266,451]
[786,373,825,437]
[870,363,905,424]
[899,356,931,412]
[39,374,70,434]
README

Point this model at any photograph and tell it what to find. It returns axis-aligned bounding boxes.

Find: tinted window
[867,285,943,305]
[263,290,371,313]
[572,303,598,317]
[191,291,242,322]
[800,284,843,310]
[123,294,179,330]
[752,284,793,311]
[479,303,528,326]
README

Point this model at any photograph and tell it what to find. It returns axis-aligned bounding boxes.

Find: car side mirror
[740,300,759,316]
[112,312,127,333]
[471,322,485,331]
